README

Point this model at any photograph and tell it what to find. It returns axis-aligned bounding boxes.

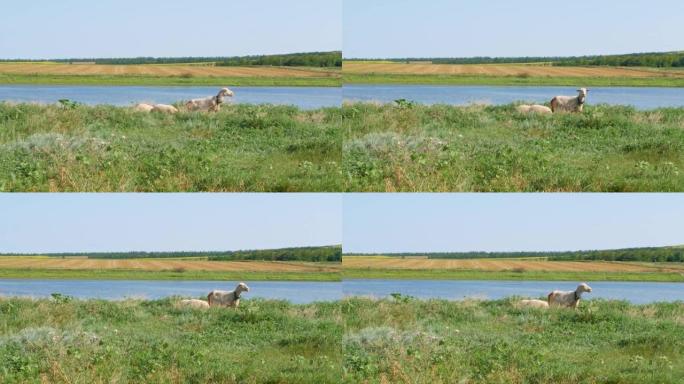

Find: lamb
[151,104,179,114]
[516,104,553,115]
[133,103,155,112]
[517,299,550,309]
[207,282,249,308]
[550,88,589,113]
[178,299,210,309]
[185,88,234,112]
[548,283,592,309]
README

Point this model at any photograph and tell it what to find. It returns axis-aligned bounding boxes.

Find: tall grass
[0,297,342,383]
[343,297,684,383]
[0,103,342,191]
[343,103,684,191]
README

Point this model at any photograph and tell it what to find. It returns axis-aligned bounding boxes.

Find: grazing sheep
[185,88,234,112]
[207,282,249,308]
[517,299,550,309]
[178,299,210,309]
[550,88,589,113]
[151,104,179,114]
[133,103,155,112]
[548,283,592,309]
[516,104,553,115]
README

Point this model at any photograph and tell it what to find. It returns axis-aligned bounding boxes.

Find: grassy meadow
[343,61,684,87]
[343,297,684,384]
[0,103,342,192]
[0,62,341,87]
[0,297,342,383]
[343,103,684,192]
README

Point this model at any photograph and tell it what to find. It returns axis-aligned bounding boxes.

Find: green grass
[0,268,341,282]
[344,297,684,383]
[343,73,684,87]
[343,103,684,192]
[0,297,342,383]
[344,269,684,282]
[0,103,342,192]
[0,73,341,87]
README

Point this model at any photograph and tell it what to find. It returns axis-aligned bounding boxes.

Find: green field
[344,297,684,383]
[343,103,684,192]
[0,103,342,192]
[0,73,340,87]
[343,269,684,282]
[0,298,342,383]
[343,73,684,87]
[0,268,340,282]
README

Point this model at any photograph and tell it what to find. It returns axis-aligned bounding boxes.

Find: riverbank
[344,103,684,192]
[0,103,342,192]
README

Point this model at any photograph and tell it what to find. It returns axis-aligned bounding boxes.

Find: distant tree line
[0,245,342,262]
[346,246,684,263]
[346,51,684,68]
[0,51,342,68]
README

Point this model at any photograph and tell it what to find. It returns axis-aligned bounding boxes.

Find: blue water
[343,280,684,304]
[0,85,341,109]
[0,279,341,304]
[344,85,684,110]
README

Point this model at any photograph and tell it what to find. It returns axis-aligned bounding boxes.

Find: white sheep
[517,299,550,309]
[178,299,210,309]
[207,282,250,308]
[133,103,155,112]
[548,283,592,309]
[516,104,553,115]
[151,104,179,114]
[550,88,589,113]
[185,88,234,112]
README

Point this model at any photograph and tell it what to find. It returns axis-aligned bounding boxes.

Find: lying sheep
[133,103,155,112]
[550,88,589,113]
[151,104,179,114]
[178,299,210,309]
[207,282,249,308]
[186,88,234,112]
[516,104,553,115]
[548,283,592,309]
[517,299,550,309]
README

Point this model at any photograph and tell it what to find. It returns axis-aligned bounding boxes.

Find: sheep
[517,299,550,309]
[207,282,249,308]
[185,88,234,112]
[548,283,592,309]
[151,104,179,114]
[133,103,155,112]
[178,299,210,309]
[550,88,589,113]
[516,104,553,115]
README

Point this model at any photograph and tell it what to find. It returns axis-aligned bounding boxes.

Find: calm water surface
[344,85,684,110]
[0,279,341,304]
[0,85,341,109]
[344,280,684,304]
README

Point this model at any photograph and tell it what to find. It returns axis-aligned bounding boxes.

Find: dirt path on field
[343,62,684,78]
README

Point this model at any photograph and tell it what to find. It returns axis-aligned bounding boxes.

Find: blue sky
[343,194,684,253]
[0,194,341,253]
[0,0,341,59]
[344,0,684,58]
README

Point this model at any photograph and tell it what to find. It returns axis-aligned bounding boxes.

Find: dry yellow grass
[343,61,684,78]
[343,256,682,273]
[0,62,340,78]
[0,256,340,273]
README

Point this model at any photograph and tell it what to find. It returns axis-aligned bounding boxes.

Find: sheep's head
[577,88,588,103]
[237,282,250,292]
[219,88,234,97]
[577,283,592,293]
